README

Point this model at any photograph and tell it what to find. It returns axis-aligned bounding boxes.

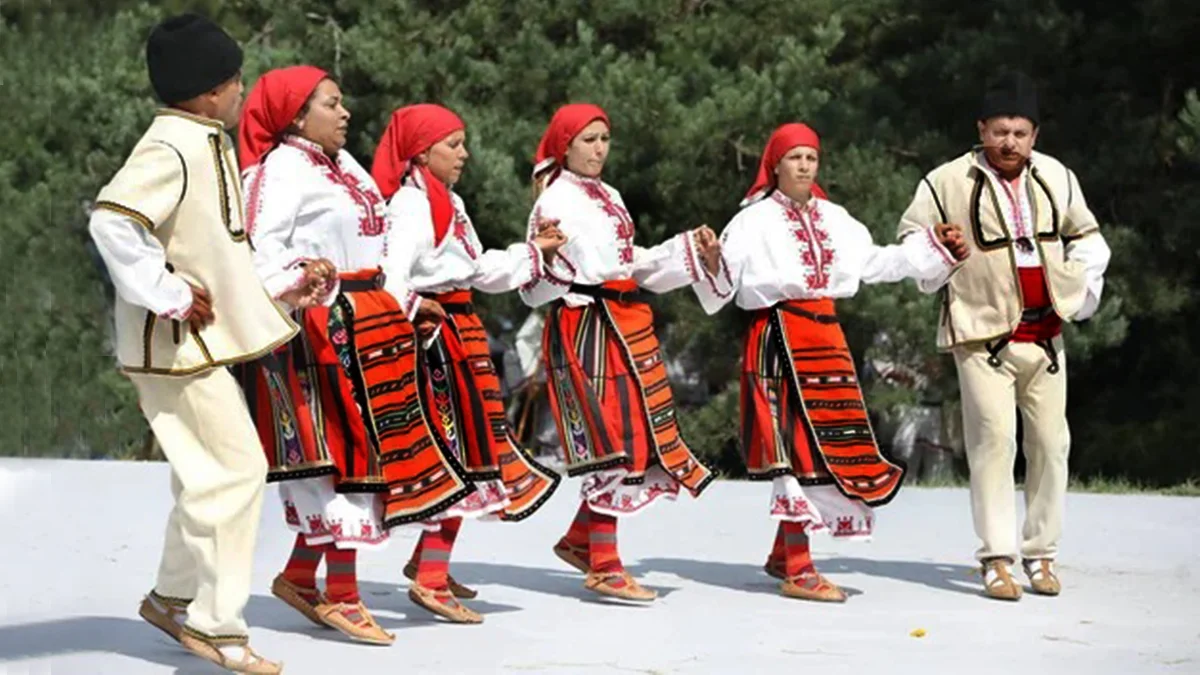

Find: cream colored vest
[899,151,1100,349]
[95,109,297,375]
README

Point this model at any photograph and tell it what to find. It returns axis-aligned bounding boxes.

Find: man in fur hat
[897,71,1112,601]
[88,13,330,673]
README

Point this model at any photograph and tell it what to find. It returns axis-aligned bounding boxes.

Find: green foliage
[2,0,1197,486]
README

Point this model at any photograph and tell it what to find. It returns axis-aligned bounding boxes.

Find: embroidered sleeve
[244,160,310,299]
[631,232,706,293]
[88,208,193,318]
[473,240,546,293]
[692,221,741,315]
[380,189,433,321]
[862,215,957,286]
[685,226,734,295]
[94,141,186,232]
[519,203,575,307]
[397,286,422,321]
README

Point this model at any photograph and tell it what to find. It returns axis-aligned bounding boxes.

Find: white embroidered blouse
[242,135,419,317]
[695,191,956,314]
[519,171,725,308]
[382,172,543,295]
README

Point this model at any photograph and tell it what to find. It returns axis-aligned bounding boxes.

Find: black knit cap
[979,71,1039,126]
[146,13,243,105]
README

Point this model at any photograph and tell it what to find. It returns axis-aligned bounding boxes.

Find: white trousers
[130,367,267,641]
[954,337,1070,562]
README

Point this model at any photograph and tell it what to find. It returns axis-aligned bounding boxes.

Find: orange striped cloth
[543,279,712,494]
[740,298,905,505]
[241,270,474,525]
[337,273,473,527]
[239,295,372,488]
[422,289,560,521]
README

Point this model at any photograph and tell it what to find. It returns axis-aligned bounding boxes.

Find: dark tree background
[2,0,1196,485]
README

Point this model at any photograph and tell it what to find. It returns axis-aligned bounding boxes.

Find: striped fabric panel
[236,308,362,485]
[543,281,712,496]
[336,283,471,526]
[740,298,905,506]
[423,290,560,521]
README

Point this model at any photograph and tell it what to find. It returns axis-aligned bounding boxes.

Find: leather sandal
[138,590,189,643]
[179,632,283,674]
[779,572,847,603]
[1022,558,1061,596]
[583,570,656,602]
[408,583,483,624]
[270,575,329,628]
[319,601,395,645]
[981,558,1023,601]
[553,538,590,574]
[403,560,477,599]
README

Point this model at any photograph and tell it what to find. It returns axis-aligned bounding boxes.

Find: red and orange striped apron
[543,279,712,495]
[421,289,560,521]
[239,269,472,527]
[741,298,905,505]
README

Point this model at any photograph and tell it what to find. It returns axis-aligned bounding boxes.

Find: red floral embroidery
[305,514,327,534]
[284,501,300,526]
[570,174,635,265]
[284,137,386,238]
[451,206,478,259]
[773,192,833,290]
[771,495,816,518]
[682,232,701,283]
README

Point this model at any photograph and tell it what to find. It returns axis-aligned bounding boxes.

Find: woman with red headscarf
[519,103,726,602]
[694,122,969,602]
[237,67,464,643]
[371,103,564,624]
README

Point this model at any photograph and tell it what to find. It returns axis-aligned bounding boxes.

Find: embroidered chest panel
[773,192,834,291]
[287,139,386,238]
[450,203,479,260]
[573,176,635,264]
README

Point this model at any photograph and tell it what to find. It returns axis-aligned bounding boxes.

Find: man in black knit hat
[88,13,327,673]
[896,71,1111,601]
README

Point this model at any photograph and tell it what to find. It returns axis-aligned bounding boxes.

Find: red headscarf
[743,122,828,205]
[533,103,610,185]
[237,65,328,172]
[371,104,465,246]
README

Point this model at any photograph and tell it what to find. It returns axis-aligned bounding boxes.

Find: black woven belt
[339,271,386,293]
[569,283,651,304]
[1021,306,1057,323]
[777,303,839,324]
[437,302,474,315]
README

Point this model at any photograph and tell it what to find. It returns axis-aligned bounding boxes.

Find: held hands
[185,284,214,330]
[414,298,446,338]
[280,258,338,309]
[934,223,970,262]
[531,215,568,263]
[692,225,722,276]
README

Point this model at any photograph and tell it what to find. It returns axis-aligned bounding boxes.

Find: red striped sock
[416,518,462,592]
[564,501,591,549]
[768,522,785,565]
[781,521,815,578]
[408,532,425,569]
[587,512,622,574]
[325,548,360,604]
[282,534,325,589]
